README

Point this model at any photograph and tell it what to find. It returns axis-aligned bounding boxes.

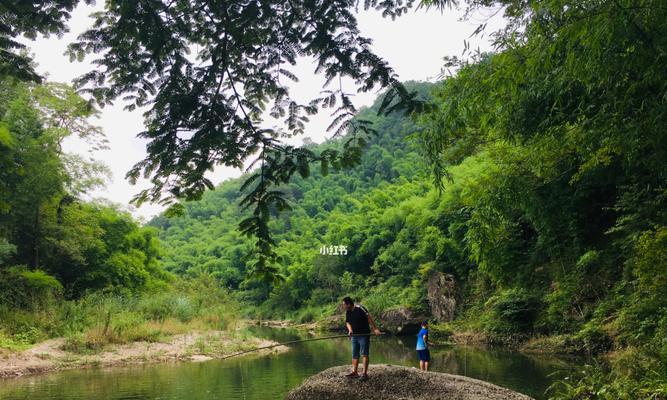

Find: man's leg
[361,336,370,376]
[419,360,425,370]
[424,361,429,371]
[347,337,360,377]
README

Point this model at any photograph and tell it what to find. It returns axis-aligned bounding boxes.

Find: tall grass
[0,275,241,353]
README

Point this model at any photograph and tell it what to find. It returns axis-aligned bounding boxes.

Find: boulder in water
[378,307,427,335]
[286,364,533,400]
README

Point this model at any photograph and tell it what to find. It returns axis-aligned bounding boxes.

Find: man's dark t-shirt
[346,304,371,335]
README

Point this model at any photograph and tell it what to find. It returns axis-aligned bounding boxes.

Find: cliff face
[428,272,457,322]
[286,364,533,400]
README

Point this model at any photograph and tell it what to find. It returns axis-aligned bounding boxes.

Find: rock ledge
[286,364,533,400]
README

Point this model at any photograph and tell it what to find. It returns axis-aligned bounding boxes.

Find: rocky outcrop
[428,272,456,322]
[286,364,533,400]
[378,307,427,335]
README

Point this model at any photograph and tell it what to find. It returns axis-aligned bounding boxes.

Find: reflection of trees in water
[432,349,460,372]
[0,332,587,400]
[371,336,418,365]
[428,346,587,400]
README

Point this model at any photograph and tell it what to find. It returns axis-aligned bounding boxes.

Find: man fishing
[342,296,382,381]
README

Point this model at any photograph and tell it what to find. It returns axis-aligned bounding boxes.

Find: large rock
[378,307,427,335]
[286,364,533,400]
[428,272,457,322]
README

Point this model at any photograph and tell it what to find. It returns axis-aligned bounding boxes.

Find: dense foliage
[4,0,441,281]
[0,0,95,81]
[151,82,432,309]
[1,0,666,398]
[155,2,667,394]
[0,78,167,299]
[0,77,243,355]
[415,0,667,352]
[60,0,442,279]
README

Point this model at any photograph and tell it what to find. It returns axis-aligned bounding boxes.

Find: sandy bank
[0,331,287,379]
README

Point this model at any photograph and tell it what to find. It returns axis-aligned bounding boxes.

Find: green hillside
[154,61,666,395]
[154,75,666,353]
[151,82,435,314]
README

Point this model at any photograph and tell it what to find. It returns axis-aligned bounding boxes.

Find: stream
[0,328,585,400]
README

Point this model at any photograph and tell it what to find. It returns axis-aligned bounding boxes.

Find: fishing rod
[219,333,388,360]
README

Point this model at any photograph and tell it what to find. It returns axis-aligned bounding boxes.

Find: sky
[25,3,505,221]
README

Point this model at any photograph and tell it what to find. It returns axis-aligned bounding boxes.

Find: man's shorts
[351,335,370,359]
[417,349,430,361]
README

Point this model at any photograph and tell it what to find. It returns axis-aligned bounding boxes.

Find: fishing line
[219,333,387,360]
[238,363,247,400]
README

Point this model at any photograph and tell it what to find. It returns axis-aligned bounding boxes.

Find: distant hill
[150,81,435,309]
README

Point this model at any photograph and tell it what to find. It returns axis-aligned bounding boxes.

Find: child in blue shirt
[416,321,430,371]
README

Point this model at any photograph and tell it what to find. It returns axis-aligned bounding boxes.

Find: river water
[0,328,582,400]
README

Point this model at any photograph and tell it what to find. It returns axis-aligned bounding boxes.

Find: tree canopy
[2,0,665,288]
[0,0,465,281]
[0,77,167,297]
[0,0,94,81]
[63,0,444,279]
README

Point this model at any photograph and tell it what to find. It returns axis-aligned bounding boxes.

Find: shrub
[483,288,541,335]
[0,306,57,339]
[614,227,667,350]
[138,293,174,321]
[429,323,454,343]
[0,266,62,309]
[297,309,315,323]
[548,358,667,400]
[362,289,400,316]
[0,328,40,351]
[0,277,242,352]
[573,324,614,354]
[308,287,338,307]
[62,331,107,353]
[339,271,362,300]
[360,279,407,316]
[200,305,239,330]
[172,296,195,322]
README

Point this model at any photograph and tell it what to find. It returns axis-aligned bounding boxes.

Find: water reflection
[0,329,584,400]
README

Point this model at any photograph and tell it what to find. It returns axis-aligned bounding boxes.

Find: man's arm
[367,313,381,335]
[346,322,353,335]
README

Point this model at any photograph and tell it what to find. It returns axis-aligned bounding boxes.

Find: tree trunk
[31,206,40,269]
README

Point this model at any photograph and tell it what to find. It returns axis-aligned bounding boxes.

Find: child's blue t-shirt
[416,328,428,350]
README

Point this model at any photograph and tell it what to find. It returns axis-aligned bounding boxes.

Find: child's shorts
[417,349,430,361]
